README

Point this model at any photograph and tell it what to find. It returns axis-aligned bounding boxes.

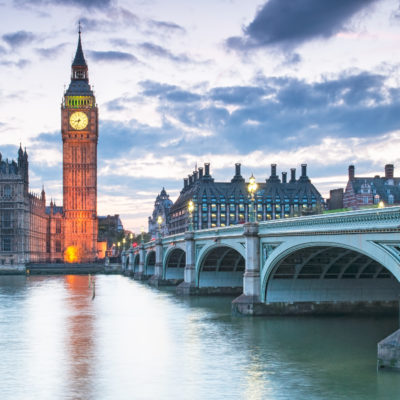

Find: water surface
[0,275,399,400]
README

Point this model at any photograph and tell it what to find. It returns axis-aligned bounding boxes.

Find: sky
[1,0,400,232]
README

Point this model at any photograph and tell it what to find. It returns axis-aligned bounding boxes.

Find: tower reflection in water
[64,275,96,398]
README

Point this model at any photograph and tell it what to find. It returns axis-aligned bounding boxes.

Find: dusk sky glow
[1,0,400,232]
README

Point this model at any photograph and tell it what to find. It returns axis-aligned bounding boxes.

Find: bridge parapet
[258,206,400,236]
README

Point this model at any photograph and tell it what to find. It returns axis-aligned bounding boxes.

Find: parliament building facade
[0,30,99,266]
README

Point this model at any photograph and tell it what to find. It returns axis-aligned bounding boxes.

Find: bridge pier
[127,248,134,276]
[232,222,265,315]
[134,243,147,280]
[176,231,197,295]
[149,237,169,287]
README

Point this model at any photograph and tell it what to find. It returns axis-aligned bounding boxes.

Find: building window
[4,185,11,198]
[56,240,61,253]
[388,194,394,205]
[56,220,61,234]
[2,211,11,228]
[2,237,11,252]
[363,196,369,204]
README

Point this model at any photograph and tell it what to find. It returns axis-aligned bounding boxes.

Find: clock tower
[62,28,98,263]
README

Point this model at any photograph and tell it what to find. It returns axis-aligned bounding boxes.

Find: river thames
[0,274,399,400]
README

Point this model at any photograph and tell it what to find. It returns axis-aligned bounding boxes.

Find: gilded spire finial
[78,20,81,35]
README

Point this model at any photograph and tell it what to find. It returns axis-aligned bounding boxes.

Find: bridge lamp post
[117,241,121,254]
[378,201,385,209]
[140,226,144,243]
[157,215,163,238]
[248,174,258,223]
[122,237,126,250]
[188,200,194,231]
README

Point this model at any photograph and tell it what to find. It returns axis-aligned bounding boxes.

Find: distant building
[98,214,124,249]
[166,162,324,235]
[148,188,173,238]
[343,164,400,208]
[327,188,344,210]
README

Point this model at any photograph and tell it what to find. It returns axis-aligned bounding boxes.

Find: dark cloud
[2,30,36,48]
[88,50,138,63]
[35,43,67,58]
[139,80,201,103]
[227,0,379,52]
[148,19,186,34]
[139,42,191,63]
[210,86,268,104]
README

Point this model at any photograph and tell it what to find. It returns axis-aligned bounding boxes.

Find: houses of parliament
[0,30,99,266]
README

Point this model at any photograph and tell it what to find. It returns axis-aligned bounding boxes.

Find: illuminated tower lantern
[62,28,98,263]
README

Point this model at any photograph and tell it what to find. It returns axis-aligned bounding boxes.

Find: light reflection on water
[0,275,399,400]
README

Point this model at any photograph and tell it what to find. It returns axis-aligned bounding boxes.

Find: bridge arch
[261,239,400,304]
[132,253,140,274]
[163,247,186,280]
[145,250,156,276]
[196,244,245,288]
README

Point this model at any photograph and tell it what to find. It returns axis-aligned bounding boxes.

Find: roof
[65,79,93,96]
[350,177,400,203]
[170,176,323,213]
[72,32,87,67]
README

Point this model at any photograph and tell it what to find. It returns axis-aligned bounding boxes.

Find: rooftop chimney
[184,178,188,188]
[385,164,394,179]
[290,168,296,183]
[271,164,277,177]
[204,163,210,176]
[198,167,203,179]
[188,174,193,185]
[348,165,355,180]
[235,163,241,176]
[282,172,287,183]
[194,170,198,181]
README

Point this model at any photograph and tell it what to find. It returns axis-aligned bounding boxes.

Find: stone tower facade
[61,30,98,262]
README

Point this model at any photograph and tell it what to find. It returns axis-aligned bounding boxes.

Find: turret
[71,23,88,81]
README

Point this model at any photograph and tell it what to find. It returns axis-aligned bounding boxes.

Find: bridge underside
[266,246,400,305]
[199,246,244,288]
[165,248,185,280]
[145,251,155,276]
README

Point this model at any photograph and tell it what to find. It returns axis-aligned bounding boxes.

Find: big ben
[62,28,98,263]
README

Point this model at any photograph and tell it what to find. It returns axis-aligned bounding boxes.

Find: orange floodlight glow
[64,245,81,263]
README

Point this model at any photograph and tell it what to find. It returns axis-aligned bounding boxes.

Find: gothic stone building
[0,30,99,266]
[167,162,324,235]
[0,147,64,266]
[343,164,400,208]
[148,188,173,238]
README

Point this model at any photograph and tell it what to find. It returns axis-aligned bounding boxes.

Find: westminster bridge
[120,206,400,316]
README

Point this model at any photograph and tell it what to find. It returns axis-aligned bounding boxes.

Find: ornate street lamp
[122,237,126,250]
[157,215,163,237]
[247,174,258,222]
[378,201,385,209]
[188,200,194,231]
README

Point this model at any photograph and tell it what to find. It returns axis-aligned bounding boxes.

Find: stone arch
[164,247,186,280]
[196,244,245,288]
[132,253,140,274]
[261,240,400,304]
[145,250,156,276]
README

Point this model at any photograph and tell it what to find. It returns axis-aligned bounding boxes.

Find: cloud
[148,19,186,34]
[139,42,191,63]
[226,0,380,52]
[0,59,30,68]
[87,50,138,63]
[139,80,201,102]
[2,30,36,48]
[35,43,67,58]
[14,0,112,9]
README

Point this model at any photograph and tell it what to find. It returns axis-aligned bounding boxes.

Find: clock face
[69,111,88,130]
